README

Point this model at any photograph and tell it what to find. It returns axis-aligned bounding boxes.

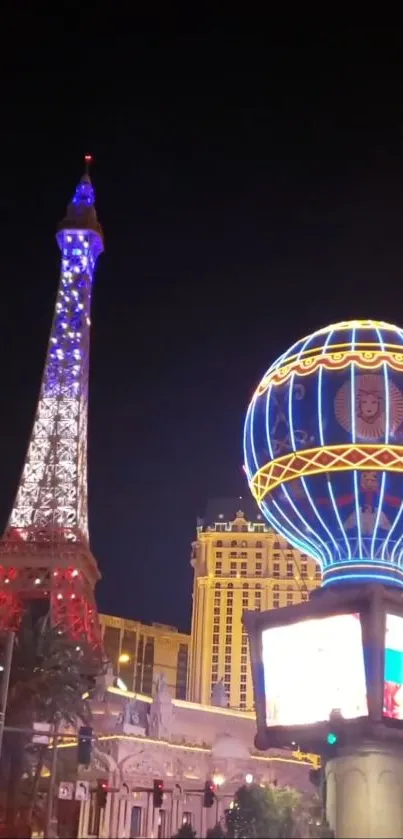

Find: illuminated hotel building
[188,498,321,709]
[99,614,190,699]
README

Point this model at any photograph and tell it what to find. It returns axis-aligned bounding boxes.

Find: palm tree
[0,603,103,837]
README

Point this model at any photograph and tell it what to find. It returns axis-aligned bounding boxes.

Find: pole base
[326,743,403,838]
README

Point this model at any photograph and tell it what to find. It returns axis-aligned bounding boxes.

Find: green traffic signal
[327,732,338,746]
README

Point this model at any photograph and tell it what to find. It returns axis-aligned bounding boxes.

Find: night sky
[1,21,403,632]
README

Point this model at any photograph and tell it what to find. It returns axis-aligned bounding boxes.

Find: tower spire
[0,167,104,646]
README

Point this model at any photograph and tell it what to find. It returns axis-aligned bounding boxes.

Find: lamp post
[213,773,224,826]
[0,631,15,761]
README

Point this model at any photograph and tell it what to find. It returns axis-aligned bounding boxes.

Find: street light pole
[44,715,61,839]
[0,631,15,761]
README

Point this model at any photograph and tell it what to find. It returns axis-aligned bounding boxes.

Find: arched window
[256,540,262,548]
[273,541,280,550]
[241,540,247,548]
[216,540,223,547]
[242,583,249,589]
[230,540,237,547]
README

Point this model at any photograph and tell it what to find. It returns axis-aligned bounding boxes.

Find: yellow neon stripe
[255,348,403,396]
[271,341,403,369]
[250,444,403,501]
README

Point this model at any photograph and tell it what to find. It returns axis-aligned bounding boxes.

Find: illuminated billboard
[384,613,403,720]
[262,613,368,726]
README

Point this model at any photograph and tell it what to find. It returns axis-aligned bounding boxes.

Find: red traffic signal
[153,778,164,808]
[203,780,216,808]
[97,779,108,809]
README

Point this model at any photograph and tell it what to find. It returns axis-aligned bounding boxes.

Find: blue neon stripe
[382,501,403,563]
[351,326,363,558]
[318,328,351,559]
[322,572,403,588]
[262,498,322,562]
[249,396,259,474]
[265,382,274,460]
[279,485,331,566]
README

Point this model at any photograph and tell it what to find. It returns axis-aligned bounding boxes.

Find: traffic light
[97,780,108,809]
[77,725,93,766]
[203,780,216,808]
[324,710,344,756]
[153,779,164,808]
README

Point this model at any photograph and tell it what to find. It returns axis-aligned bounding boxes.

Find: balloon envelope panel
[243,320,403,588]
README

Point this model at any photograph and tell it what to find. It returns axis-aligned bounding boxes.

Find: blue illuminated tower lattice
[243,320,403,590]
[0,158,104,645]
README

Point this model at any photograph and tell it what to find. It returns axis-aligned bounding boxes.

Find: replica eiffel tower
[0,157,103,647]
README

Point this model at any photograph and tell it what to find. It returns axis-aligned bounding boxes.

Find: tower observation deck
[0,159,103,646]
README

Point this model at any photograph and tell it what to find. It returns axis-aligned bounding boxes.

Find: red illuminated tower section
[0,158,103,646]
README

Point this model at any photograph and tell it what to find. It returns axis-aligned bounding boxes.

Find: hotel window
[301,563,308,578]
[287,562,293,578]
[256,541,262,548]
[241,664,248,673]
[241,562,247,577]
[176,643,188,700]
[215,561,222,576]
[230,551,237,558]
[142,637,154,694]
[256,552,262,559]
[103,625,120,677]
[214,607,220,615]
[231,540,237,547]
[216,540,223,547]
[286,585,293,605]
[119,628,137,690]
[225,634,231,645]
[213,634,219,644]
[255,562,262,576]
[273,562,280,578]
[302,592,308,601]
[130,806,142,838]
[135,635,144,692]
[273,541,280,550]
[240,551,247,559]
[216,551,222,558]
[183,813,192,827]
[315,566,321,579]
[241,540,247,548]
[230,562,237,577]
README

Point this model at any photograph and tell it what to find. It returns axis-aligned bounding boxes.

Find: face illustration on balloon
[335,373,403,440]
[357,388,382,424]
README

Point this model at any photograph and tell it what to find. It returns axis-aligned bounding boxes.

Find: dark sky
[1,20,403,631]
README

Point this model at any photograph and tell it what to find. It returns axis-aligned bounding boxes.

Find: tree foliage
[0,605,103,837]
[219,783,333,839]
[172,822,197,838]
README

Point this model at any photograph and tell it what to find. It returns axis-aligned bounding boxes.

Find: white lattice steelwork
[0,163,104,643]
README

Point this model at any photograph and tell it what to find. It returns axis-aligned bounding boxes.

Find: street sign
[33,722,51,745]
[58,782,74,800]
[75,780,90,801]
